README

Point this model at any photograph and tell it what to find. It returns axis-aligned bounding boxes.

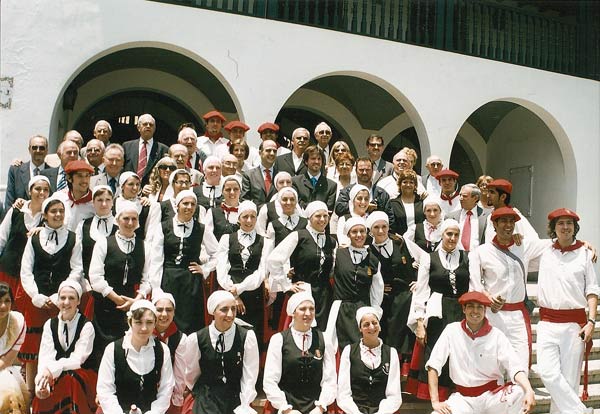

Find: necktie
[178,223,188,233]
[207,186,216,207]
[241,232,252,240]
[352,250,363,264]
[33,167,40,176]
[302,333,308,355]
[63,323,69,347]
[427,223,437,238]
[285,216,294,229]
[461,210,473,251]
[264,168,272,194]
[137,142,148,177]
[109,177,117,194]
[97,217,109,233]
[379,243,391,258]
[94,166,99,175]
[186,158,192,169]
[57,170,67,191]
[310,176,318,188]
[216,333,226,383]
[46,230,59,246]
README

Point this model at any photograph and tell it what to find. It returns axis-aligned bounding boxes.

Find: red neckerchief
[154,321,178,343]
[440,191,459,205]
[461,318,492,340]
[221,203,238,214]
[552,239,584,253]
[206,132,224,142]
[492,236,514,251]
[68,190,92,206]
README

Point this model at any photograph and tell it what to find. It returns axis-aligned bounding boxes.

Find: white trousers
[537,320,587,414]
[487,308,530,372]
[431,384,525,414]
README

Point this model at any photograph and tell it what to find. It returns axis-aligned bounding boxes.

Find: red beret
[257,122,279,133]
[488,179,512,194]
[458,291,492,306]
[224,121,250,132]
[64,160,94,174]
[436,169,459,181]
[491,206,521,222]
[547,208,579,222]
[202,110,226,122]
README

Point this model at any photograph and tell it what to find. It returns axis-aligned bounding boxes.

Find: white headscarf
[207,291,236,315]
[355,306,383,328]
[286,290,315,316]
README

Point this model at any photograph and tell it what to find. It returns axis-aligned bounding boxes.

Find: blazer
[334,183,395,228]
[122,138,169,186]
[90,172,121,194]
[274,152,307,177]
[372,159,394,184]
[389,195,425,235]
[40,167,60,193]
[292,173,337,212]
[5,161,33,206]
[241,166,278,209]
[447,206,488,246]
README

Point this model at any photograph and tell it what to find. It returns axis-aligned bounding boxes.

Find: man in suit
[446,183,489,251]
[123,113,169,187]
[314,122,332,162]
[45,130,83,168]
[274,127,309,177]
[178,125,204,171]
[366,134,393,184]
[84,139,105,175]
[170,143,202,186]
[292,145,337,212]
[241,140,278,209]
[90,143,124,195]
[5,134,49,206]
[424,155,444,196]
[41,140,80,192]
[335,157,395,227]
[81,120,112,158]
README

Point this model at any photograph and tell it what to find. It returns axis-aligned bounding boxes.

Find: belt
[455,380,507,397]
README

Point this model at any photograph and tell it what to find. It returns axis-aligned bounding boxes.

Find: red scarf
[552,239,584,253]
[68,190,92,207]
[460,318,492,340]
[221,203,238,214]
[206,132,224,141]
[492,236,514,251]
[153,321,179,343]
[440,191,459,205]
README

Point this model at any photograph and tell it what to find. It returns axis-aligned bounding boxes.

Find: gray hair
[461,183,481,200]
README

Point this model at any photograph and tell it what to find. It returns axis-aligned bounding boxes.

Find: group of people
[0,110,596,414]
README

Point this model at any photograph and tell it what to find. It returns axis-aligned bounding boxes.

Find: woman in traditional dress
[336,306,402,414]
[97,300,175,413]
[183,290,259,414]
[263,291,336,414]
[389,170,425,236]
[404,196,444,253]
[114,172,152,240]
[336,185,371,247]
[256,171,294,236]
[204,175,243,242]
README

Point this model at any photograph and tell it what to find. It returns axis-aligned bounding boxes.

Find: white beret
[42,195,64,214]
[366,211,389,230]
[440,218,460,233]
[152,290,176,308]
[222,175,242,188]
[115,200,139,219]
[237,200,257,216]
[286,290,315,316]
[92,185,113,198]
[175,189,197,206]
[207,290,236,315]
[349,184,370,201]
[304,201,328,218]
[343,216,367,236]
[119,171,140,188]
[422,196,443,211]
[57,279,83,299]
[128,299,157,317]
[355,306,383,327]
[273,171,292,187]
[276,186,298,202]
[169,169,190,185]
[28,175,51,191]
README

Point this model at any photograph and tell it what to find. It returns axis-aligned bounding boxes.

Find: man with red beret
[536,208,597,414]
[437,169,461,215]
[468,206,550,370]
[483,178,538,243]
[222,120,261,169]
[426,291,535,414]
[196,110,229,160]
[58,159,95,231]
[257,122,290,156]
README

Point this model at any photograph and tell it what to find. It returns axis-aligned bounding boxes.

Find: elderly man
[366,134,393,184]
[177,125,204,171]
[5,134,49,206]
[274,127,310,177]
[81,120,112,158]
[196,110,229,159]
[377,148,426,198]
[446,183,489,251]
[292,145,337,211]
[84,139,105,175]
[437,169,461,215]
[90,143,124,195]
[41,140,80,192]
[314,122,332,161]
[44,130,83,168]
[123,113,169,186]
[241,140,278,209]
[169,143,202,186]
[426,291,535,414]
[424,155,444,196]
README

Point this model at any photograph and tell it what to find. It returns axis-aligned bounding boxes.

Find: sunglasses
[158,165,177,171]
[31,145,47,151]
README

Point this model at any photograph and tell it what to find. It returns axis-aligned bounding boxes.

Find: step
[531,382,600,413]
[530,358,600,388]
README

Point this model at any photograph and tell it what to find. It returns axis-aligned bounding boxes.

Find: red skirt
[32,368,98,414]
[19,300,58,362]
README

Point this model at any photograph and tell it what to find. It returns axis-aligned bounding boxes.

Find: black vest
[103,235,145,297]
[31,231,75,296]
[290,229,335,287]
[369,239,416,293]
[428,251,470,298]
[265,202,279,227]
[279,328,325,413]
[0,208,36,275]
[160,199,176,223]
[161,220,204,268]
[349,342,391,410]
[228,232,264,282]
[414,223,440,252]
[333,248,378,303]
[50,315,94,369]
[81,216,117,278]
[272,216,308,246]
[135,205,150,240]
[193,185,222,210]
[211,207,240,242]
[114,338,164,412]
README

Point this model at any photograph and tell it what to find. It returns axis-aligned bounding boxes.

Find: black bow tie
[46,230,59,246]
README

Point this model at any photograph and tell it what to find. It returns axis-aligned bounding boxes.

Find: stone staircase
[252,282,600,413]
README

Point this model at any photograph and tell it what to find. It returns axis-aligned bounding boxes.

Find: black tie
[97,218,109,233]
[109,177,117,194]
[34,167,40,176]
[379,244,391,258]
[178,223,188,233]
[207,186,216,207]
[241,232,252,240]
[46,230,59,246]
[216,333,226,383]
[352,250,363,263]
[63,323,69,347]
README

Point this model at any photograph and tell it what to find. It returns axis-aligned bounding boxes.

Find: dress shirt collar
[122,331,156,352]
[306,224,326,248]
[208,321,236,340]
[348,246,368,264]
[139,137,154,148]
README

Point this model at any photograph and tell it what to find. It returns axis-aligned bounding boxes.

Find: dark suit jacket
[5,161,33,206]
[335,183,395,228]
[41,167,60,193]
[372,159,394,184]
[292,174,337,212]
[447,206,488,245]
[389,196,425,235]
[274,153,307,177]
[241,166,278,209]
[122,139,169,186]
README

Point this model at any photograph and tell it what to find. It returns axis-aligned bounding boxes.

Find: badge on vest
[314,349,322,360]
[382,362,390,375]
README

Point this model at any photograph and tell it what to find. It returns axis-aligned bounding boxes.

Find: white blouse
[0,204,42,253]
[216,230,267,295]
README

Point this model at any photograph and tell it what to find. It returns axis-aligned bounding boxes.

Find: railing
[150,0,599,80]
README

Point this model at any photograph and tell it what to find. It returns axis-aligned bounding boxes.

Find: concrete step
[530,358,600,388]
[531,382,600,413]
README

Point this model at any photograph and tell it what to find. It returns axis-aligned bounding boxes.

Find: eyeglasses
[316,130,331,135]
[429,162,442,167]
[158,165,177,171]
[295,136,309,141]
[31,145,46,151]
[174,180,191,186]
[368,142,383,148]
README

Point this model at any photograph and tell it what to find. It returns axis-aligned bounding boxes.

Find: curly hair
[148,156,177,196]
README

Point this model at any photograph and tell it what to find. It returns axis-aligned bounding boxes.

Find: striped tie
[137,142,147,178]
[57,170,67,191]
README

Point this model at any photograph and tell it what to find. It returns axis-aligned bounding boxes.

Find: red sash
[501,301,532,367]
[455,380,499,397]
[539,307,592,400]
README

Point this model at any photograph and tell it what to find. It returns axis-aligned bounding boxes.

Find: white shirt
[263,328,337,413]
[53,190,95,232]
[204,205,238,236]
[97,333,175,414]
[36,312,95,381]
[377,172,426,199]
[197,135,229,159]
[0,311,25,355]
[216,231,267,295]
[458,207,480,250]
[484,208,539,243]
[337,339,402,414]
[537,243,599,309]
[0,204,43,253]
[75,214,115,246]
[183,323,259,414]
[439,193,461,215]
[88,232,151,298]
[291,151,303,172]
[425,174,441,197]
[20,225,83,308]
